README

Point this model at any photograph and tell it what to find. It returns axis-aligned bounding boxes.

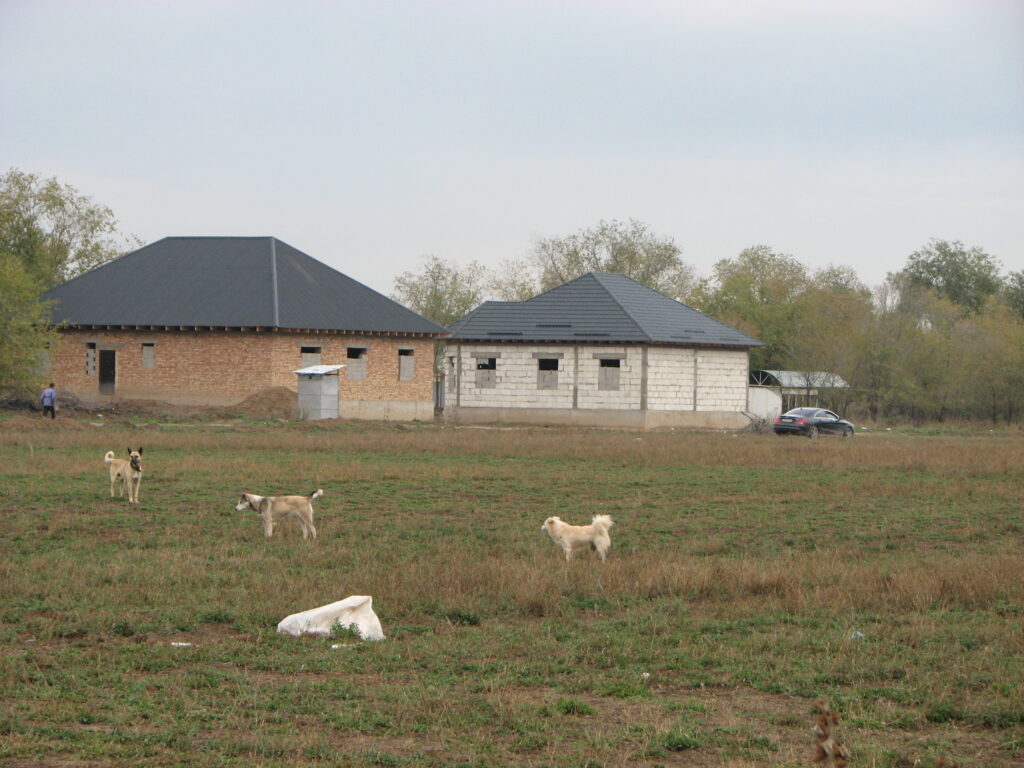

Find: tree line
[0,169,139,394]
[1,169,1020,422]
[392,220,1024,424]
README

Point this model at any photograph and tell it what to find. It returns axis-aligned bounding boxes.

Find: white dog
[542,514,615,562]
[235,489,322,540]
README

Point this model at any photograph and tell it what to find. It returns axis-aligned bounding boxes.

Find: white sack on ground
[276,595,385,641]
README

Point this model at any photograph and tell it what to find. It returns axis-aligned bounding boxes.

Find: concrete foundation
[444,406,751,430]
[340,400,435,422]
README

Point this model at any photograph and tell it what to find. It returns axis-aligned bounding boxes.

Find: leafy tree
[784,271,873,413]
[391,255,489,328]
[0,255,57,395]
[899,239,1003,315]
[0,168,138,289]
[812,264,871,297]
[1001,270,1024,321]
[488,257,540,302]
[960,304,1024,421]
[496,219,698,301]
[689,245,809,369]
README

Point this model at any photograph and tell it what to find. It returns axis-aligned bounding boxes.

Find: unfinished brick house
[42,237,448,420]
[444,272,763,429]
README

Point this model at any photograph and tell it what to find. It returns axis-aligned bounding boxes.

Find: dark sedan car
[773,407,854,438]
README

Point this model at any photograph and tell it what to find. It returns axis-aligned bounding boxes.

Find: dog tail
[592,514,614,530]
[104,451,115,465]
[309,489,324,500]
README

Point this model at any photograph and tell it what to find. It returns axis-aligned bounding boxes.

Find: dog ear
[138,447,143,454]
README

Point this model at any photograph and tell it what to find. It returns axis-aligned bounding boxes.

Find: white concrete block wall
[456,346,574,409]
[646,348,695,411]
[449,344,748,414]
[695,349,748,411]
[576,347,640,410]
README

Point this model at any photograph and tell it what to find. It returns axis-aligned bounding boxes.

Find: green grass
[1,417,1022,766]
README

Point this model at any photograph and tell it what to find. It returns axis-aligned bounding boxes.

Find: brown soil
[0,387,298,426]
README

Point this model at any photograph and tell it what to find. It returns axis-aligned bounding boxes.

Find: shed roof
[43,236,448,336]
[750,370,849,389]
[448,272,762,347]
[293,365,347,375]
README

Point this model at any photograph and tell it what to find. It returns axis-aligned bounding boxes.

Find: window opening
[300,346,322,367]
[537,358,558,390]
[398,349,414,381]
[598,358,621,391]
[475,357,496,389]
[347,347,367,380]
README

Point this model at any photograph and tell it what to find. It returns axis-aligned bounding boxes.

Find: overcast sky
[1,0,1021,295]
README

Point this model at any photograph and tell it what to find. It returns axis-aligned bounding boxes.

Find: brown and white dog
[104,448,143,504]
[542,514,614,562]
[235,489,322,540]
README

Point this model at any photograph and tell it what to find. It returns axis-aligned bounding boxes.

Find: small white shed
[294,364,346,420]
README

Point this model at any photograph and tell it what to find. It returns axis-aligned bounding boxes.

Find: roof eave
[447,336,760,348]
[54,324,450,338]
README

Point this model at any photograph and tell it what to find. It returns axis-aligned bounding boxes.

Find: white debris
[170,642,193,648]
[849,631,866,641]
[277,595,385,641]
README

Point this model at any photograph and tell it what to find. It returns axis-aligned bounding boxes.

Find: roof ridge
[523,271,597,303]
[163,235,274,240]
[589,273,653,342]
[269,237,280,327]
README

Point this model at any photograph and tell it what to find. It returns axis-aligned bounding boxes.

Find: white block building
[443,273,763,429]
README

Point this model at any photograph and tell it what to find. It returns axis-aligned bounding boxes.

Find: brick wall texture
[51,329,435,409]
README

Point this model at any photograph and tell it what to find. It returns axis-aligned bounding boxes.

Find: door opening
[99,349,116,395]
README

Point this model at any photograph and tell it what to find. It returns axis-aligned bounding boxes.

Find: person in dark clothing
[41,383,57,419]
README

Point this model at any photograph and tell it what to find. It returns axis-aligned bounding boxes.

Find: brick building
[444,273,763,429]
[42,237,448,420]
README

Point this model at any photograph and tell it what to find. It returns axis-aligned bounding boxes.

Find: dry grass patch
[1,417,1022,766]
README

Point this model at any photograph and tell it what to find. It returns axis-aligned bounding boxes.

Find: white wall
[646,347,695,410]
[448,344,749,414]
[695,349,748,411]
[747,386,782,420]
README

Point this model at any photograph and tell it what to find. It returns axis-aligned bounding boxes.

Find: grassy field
[1,414,1022,767]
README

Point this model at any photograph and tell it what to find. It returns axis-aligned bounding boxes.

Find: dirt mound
[0,387,298,424]
[227,387,298,420]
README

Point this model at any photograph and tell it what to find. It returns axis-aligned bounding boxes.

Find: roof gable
[43,237,447,335]
[449,272,762,347]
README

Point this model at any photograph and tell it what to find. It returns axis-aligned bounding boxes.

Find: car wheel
[807,426,819,439]
[842,427,853,438]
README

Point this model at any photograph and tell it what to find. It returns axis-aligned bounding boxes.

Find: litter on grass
[277,595,385,641]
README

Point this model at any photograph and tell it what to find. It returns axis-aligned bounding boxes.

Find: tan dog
[812,700,850,767]
[235,489,322,540]
[542,514,614,562]
[104,448,143,504]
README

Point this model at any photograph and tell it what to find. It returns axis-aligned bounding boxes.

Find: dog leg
[263,513,274,538]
